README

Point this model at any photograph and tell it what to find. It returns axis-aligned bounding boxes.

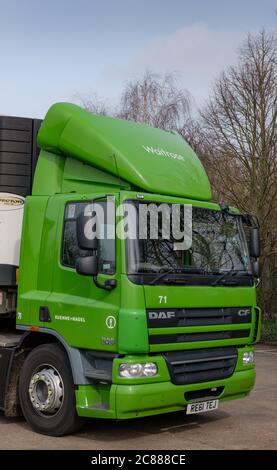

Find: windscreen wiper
[149,267,206,285]
[211,270,247,287]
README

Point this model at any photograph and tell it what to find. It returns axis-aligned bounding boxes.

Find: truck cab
[0,103,261,436]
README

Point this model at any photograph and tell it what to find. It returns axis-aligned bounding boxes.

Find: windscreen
[125,202,251,278]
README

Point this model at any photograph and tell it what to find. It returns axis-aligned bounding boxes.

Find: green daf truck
[0,103,261,436]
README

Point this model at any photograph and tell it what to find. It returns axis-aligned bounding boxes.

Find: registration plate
[186,399,219,415]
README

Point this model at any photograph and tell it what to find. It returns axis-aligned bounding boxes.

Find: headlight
[242,351,254,365]
[119,362,158,378]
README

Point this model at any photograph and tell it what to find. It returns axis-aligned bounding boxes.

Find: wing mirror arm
[76,211,117,291]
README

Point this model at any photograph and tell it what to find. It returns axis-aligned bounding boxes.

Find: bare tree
[117,71,191,131]
[74,92,110,116]
[201,30,277,316]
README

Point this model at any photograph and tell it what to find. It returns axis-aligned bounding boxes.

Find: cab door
[44,193,120,352]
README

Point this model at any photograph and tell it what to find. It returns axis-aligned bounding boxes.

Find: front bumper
[113,368,255,419]
[76,346,256,419]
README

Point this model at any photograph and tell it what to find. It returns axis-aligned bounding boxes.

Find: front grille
[147,307,252,328]
[147,307,252,347]
[149,329,250,344]
[163,347,237,385]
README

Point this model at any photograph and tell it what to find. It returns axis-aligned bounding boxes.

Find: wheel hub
[29,366,64,414]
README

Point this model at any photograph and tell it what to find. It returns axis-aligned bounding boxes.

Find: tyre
[19,343,84,436]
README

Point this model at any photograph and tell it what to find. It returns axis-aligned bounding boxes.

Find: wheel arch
[17,328,88,385]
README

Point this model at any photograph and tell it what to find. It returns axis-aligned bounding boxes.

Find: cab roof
[37,102,212,201]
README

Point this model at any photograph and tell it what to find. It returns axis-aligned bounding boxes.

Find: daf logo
[238,309,251,317]
[149,311,176,320]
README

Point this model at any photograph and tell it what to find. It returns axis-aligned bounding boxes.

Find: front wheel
[19,343,84,436]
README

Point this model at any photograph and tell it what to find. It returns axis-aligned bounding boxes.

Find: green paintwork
[16,102,260,421]
[144,284,256,352]
[17,195,50,325]
[18,192,121,352]
[37,102,212,200]
[32,151,65,196]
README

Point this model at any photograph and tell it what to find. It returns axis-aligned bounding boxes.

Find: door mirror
[252,258,261,279]
[76,211,98,251]
[249,226,260,258]
[76,255,99,276]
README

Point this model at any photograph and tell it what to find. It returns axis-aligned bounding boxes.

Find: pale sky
[0,0,276,118]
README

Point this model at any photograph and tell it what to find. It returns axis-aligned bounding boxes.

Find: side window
[61,199,116,274]
[61,202,91,268]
